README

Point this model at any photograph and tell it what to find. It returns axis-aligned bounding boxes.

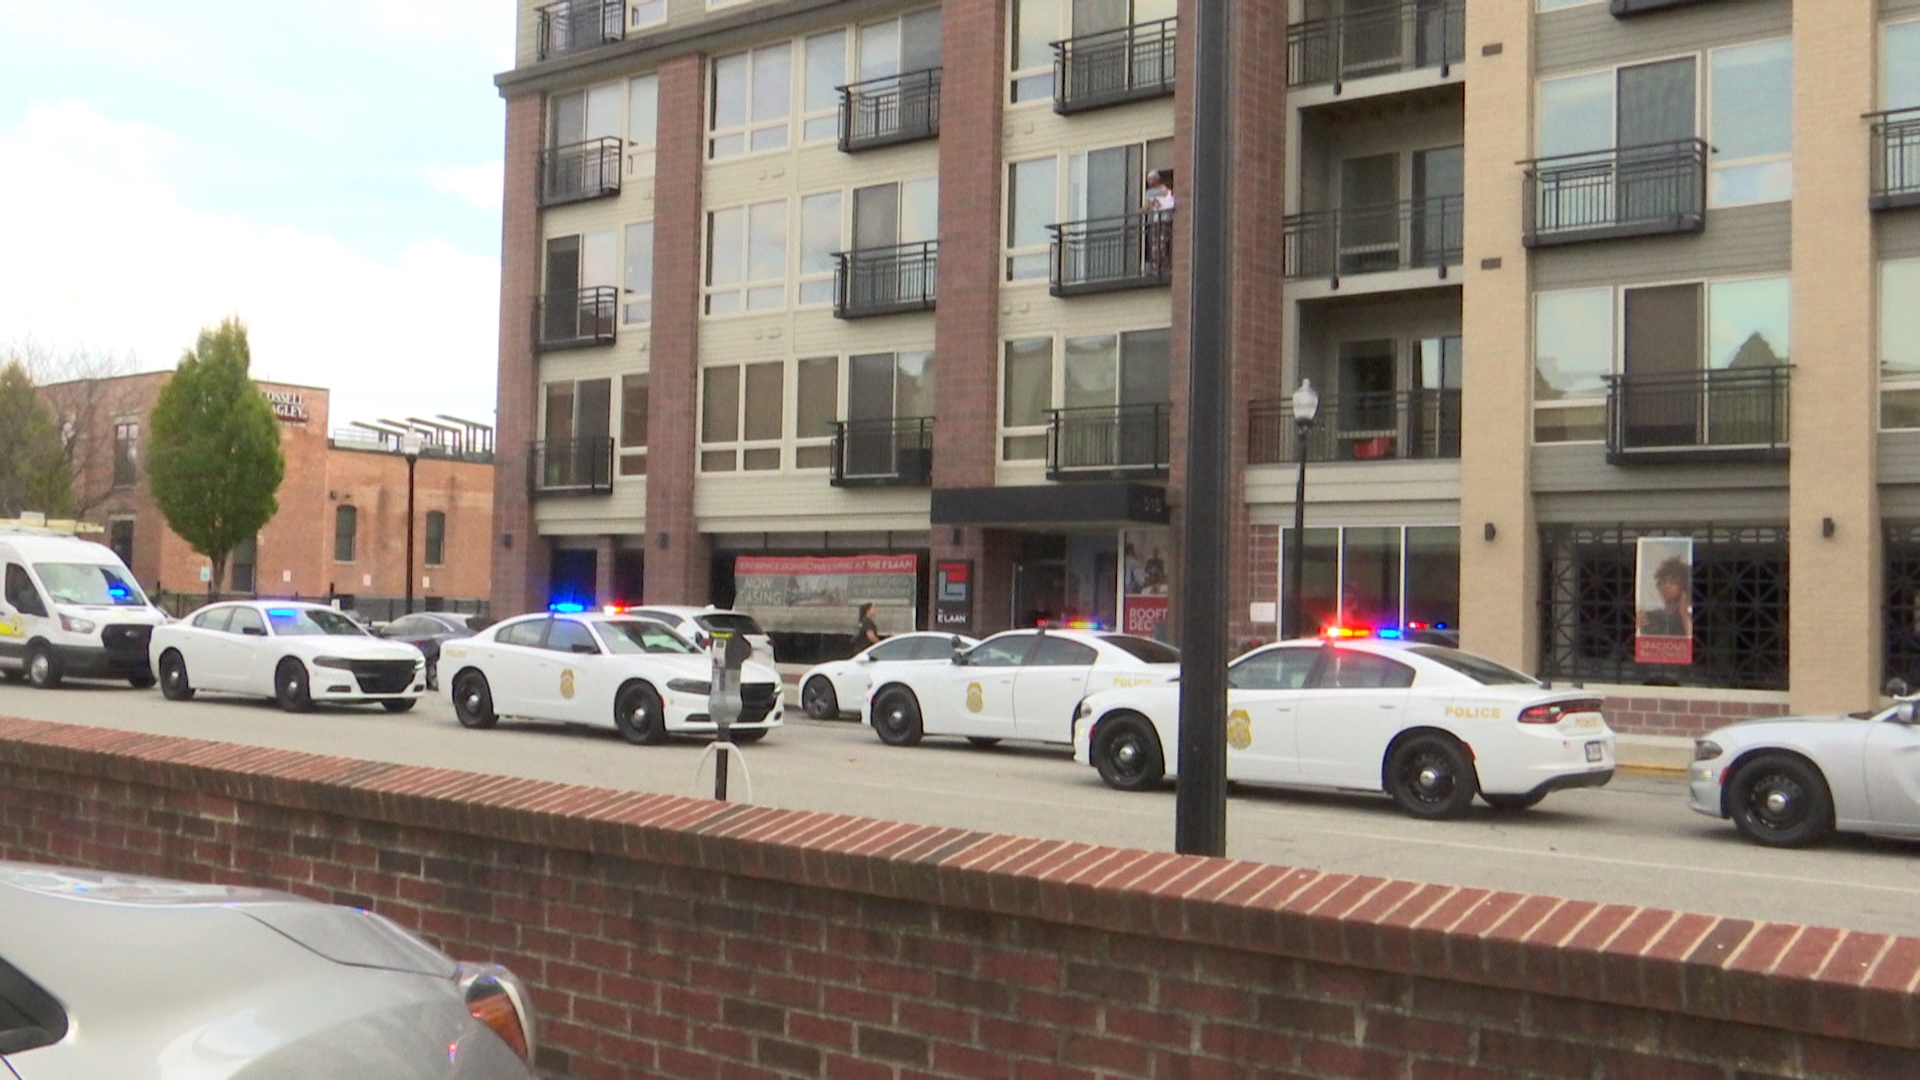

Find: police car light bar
[549,602,586,614]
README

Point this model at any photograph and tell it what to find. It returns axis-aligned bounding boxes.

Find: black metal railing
[1283,197,1462,283]
[839,68,942,152]
[1287,0,1463,91]
[1872,107,1920,211]
[1049,210,1174,297]
[1052,18,1178,113]
[1523,138,1707,247]
[536,0,624,60]
[834,241,938,318]
[530,437,615,496]
[1046,404,1171,480]
[1604,366,1791,464]
[535,286,617,350]
[540,137,623,206]
[1539,524,1788,691]
[830,417,934,487]
[1249,390,1462,464]
[1610,0,1721,15]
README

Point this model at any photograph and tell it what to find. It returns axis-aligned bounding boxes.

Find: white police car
[440,612,783,744]
[798,632,979,719]
[1073,633,1616,819]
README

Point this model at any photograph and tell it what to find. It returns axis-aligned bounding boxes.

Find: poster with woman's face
[1634,536,1694,665]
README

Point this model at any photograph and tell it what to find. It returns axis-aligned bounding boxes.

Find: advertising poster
[1633,536,1694,665]
[733,554,918,635]
[1122,529,1172,641]
[934,560,973,633]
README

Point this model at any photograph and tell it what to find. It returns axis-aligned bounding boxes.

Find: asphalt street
[5,680,1920,938]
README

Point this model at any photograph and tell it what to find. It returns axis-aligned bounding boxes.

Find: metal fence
[535,0,624,60]
[1605,366,1791,464]
[1871,107,1920,211]
[1286,0,1463,90]
[834,241,937,318]
[529,437,615,496]
[1282,197,1462,283]
[535,287,617,349]
[1049,210,1173,296]
[1047,404,1171,479]
[830,417,934,486]
[152,592,489,624]
[1052,18,1178,113]
[839,68,941,151]
[1249,389,1462,464]
[1523,138,1707,246]
[540,137,623,206]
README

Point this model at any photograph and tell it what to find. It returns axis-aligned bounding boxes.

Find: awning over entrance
[930,483,1170,528]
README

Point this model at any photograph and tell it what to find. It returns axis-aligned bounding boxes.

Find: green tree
[147,319,285,592]
[0,361,73,518]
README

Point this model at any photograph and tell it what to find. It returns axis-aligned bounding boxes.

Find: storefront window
[1404,527,1460,630]
[1340,528,1401,628]
[1281,525,1458,636]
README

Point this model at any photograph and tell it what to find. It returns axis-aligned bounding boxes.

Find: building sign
[1633,536,1694,665]
[261,389,308,424]
[934,560,973,632]
[1123,528,1172,641]
[733,554,918,635]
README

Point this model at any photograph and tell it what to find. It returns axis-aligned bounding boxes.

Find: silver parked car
[0,863,536,1079]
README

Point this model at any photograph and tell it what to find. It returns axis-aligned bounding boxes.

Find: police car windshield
[1404,646,1538,686]
[265,608,367,637]
[33,563,147,607]
[601,620,698,654]
[1097,635,1180,663]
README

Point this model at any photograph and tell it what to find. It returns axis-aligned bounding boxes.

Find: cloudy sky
[0,1,515,430]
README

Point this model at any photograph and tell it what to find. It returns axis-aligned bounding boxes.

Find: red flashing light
[1320,625,1372,639]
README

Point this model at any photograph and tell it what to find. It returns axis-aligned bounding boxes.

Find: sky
[0,1,516,431]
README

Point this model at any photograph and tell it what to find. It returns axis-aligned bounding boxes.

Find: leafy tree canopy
[147,319,286,589]
[0,361,72,518]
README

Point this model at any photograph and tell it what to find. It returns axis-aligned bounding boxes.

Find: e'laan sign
[261,389,308,424]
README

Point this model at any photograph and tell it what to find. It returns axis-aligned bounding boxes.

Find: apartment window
[1884,259,1920,428]
[796,356,840,468]
[1011,0,1169,102]
[630,0,665,30]
[1006,157,1058,279]
[543,230,617,342]
[1707,39,1792,206]
[622,221,653,324]
[802,30,847,142]
[112,420,138,487]
[855,178,939,250]
[551,82,624,149]
[424,512,447,567]
[798,191,843,305]
[1003,338,1054,459]
[860,9,943,82]
[706,200,788,314]
[620,373,650,475]
[627,74,658,177]
[1537,56,1695,159]
[1064,329,1171,411]
[230,536,257,594]
[1890,21,1920,111]
[710,44,792,158]
[1533,288,1614,443]
[334,505,358,563]
[108,518,134,567]
[545,378,614,445]
[702,361,785,471]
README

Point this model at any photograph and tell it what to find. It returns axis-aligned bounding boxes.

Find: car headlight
[312,656,355,670]
[459,962,536,1065]
[59,613,95,634]
[667,678,712,695]
[1693,739,1723,762]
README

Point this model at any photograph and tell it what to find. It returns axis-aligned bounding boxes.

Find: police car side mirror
[570,643,599,655]
[1888,677,1911,699]
[242,627,267,637]
[950,651,966,665]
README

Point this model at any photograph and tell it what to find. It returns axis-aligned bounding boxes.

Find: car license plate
[1585,741,1604,763]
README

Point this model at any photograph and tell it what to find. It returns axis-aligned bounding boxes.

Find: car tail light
[460,963,535,1064]
[1517,698,1605,724]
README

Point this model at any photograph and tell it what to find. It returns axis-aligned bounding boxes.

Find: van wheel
[275,658,313,713]
[25,645,62,689]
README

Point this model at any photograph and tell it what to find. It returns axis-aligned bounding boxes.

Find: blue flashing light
[549,602,586,614]
[108,585,129,599]
[267,608,298,617]
[1376,628,1403,640]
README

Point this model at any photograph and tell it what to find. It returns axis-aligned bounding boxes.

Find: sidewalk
[1615,734,1692,778]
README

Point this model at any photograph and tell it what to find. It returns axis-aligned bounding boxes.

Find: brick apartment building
[42,371,496,617]
[491,0,1920,723]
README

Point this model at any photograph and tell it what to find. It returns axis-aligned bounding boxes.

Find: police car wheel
[2,669,24,683]
[802,677,839,720]
[1483,792,1546,812]
[1093,716,1165,792]
[1729,754,1834,848]
[730,728,768,744]
[381,698,416,713]
[872,687,924,747]
[452,671,497,729]
[25,646,61,689]
[158,651,194,701]
[274,659,313,713]
[614,681,667,745]
[128,674,157,689]
[1386,735,1477,820]
[967,737,1001,748]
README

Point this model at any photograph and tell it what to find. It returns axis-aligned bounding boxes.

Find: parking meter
[705,629,754,799]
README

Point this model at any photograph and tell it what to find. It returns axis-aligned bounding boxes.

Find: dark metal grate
[838,68,942,152]
[1052,18,1178,113]
[1523,139,1707,247]
[530,437,616,496]
[1871,107,1920,212]
[1885,524,1920,688]
[1604,366,1790,464]
[833,241,937,318]
[101,624,151,656]
[351,660,418,695]
[1049,210,1173,297]
[1537,524,1788,690]
[1047,404,1171,480]
[740,683,778,725]
[536,0,624,60]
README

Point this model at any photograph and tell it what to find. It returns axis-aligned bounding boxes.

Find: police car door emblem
[1226,709,1252,750]
[966,682,984,712]
[560,669,576,699]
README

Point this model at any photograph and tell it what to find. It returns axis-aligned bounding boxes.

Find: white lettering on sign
[261,389,308,423]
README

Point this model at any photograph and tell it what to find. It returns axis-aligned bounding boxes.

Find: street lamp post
[401,431,425,616]
[1287,380,1319,640]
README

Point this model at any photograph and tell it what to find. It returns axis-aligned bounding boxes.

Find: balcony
[830,417,934,487]
[1872,108,1920,211]
[536,0,623,61]
[1605,367,1790,465]
[1610,0,1722,15]
[839,68,941,152]
[1250,390,1461,464]
[535,287,617,351]
[1523,139,1707,248]
[1052,18,1178,114]
[834,241,938,319]
[1049,210,1173,297]
[1287,0,1463,92]
[540,137,622,207]
[530,437,615,497]
[1047,404,1171,481]
[1282,197,1461,284]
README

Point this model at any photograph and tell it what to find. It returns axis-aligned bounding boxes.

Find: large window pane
[805,31,845,112]
[743,361,784,442]
[1404,527,1460,631]
[1708,278,1789,369]
[1064,335,1118,410]
[859,18,901,81]
[703,366,740,443]
[1617,57,1695,148]
[621,374,649,448]
[849,353,895,421]
[1009,159,1056,248]
[623,222,653,323]
[1014,0,1063,71]
[1884,259,1920,383]
[897,349,934,417]
[1282,527,1340,636]
[799,192,840,305]
[1537,71,1612,158]
[1341,528,1402,628]
[1119,328,1171,405]
[628,74,658,148]
[585,83,623,141]
[712,53,749,129]
[796,357,838,438]
[1004,338,1054,427]
[901,7,943,71]
[1891,20,1920,111]
[1710,39,1792,205]
[748,201,787,281]
[545,382,576,441]
[751,44,792,122]
[1534,288,1614,400]
[707,208,744,286]
[1624,284,1701,378]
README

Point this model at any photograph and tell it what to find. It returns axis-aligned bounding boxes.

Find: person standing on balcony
[1142,170,1175,274]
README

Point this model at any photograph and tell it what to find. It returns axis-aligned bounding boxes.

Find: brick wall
[323,448,494,602]
[2,717,1916,1079]
[492,92,549,614]
[1603,696,1792,739]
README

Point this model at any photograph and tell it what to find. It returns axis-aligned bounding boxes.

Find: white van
[0,528,168,688]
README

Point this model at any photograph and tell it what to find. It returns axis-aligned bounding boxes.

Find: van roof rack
[0,515,107,536]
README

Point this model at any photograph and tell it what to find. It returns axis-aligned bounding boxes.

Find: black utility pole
[402,433,423,616]
[1174,0,1234,858]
